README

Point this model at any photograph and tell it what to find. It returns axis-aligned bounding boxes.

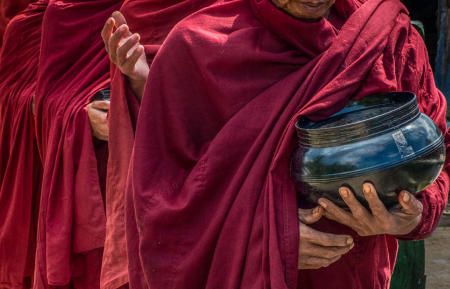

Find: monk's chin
[287,3,330,20]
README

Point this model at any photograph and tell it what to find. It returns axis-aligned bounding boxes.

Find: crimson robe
[33,0,122,288]
[0,2,46,288]
[126,0,449,288]
[103,1,219,288]
[0,0,32,47]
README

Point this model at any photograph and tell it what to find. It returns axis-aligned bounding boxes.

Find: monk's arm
[396,171,449,240]
[397,36,449,240]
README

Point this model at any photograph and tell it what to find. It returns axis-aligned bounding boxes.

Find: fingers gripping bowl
[291,92,446,209]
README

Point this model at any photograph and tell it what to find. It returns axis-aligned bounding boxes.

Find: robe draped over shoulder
[126,0,449,288]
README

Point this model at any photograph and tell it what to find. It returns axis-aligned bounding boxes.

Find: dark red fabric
[33,0,122,288]
[103,1,219,288]
[33,248,104,289]
[0,0,33,47]
[126,0,449,288]
[0,2,46,288]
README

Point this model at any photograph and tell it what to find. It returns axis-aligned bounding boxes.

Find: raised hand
[87,100,110,141]
[101,11,149,99]
[298,207,354,269]
[319,183,423,237]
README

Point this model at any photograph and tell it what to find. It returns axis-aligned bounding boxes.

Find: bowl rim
[295,92,417,133]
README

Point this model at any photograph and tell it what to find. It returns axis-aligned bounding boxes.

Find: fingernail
[402,192,410,203]
[339,188,348,198]
[131,34,139,40]
[363,183,371,194]
[346,238,353,245]
[318,200,327,209]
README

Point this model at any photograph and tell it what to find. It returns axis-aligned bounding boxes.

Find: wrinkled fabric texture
[0,2,46,288]
[33,0,122,288]
[127,0,449,288]
[103,1,219,288]
[0,0,33,47]
[435,0,450,101]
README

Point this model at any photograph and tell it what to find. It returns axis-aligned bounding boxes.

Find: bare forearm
[129,77,145,100]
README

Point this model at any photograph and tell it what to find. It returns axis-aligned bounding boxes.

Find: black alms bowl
[291,92,446,209]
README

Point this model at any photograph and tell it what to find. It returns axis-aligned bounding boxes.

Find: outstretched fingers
[362,183,389,218]
[101,17,115,53]
[298,207,323,224]
[338,187,371,222]
[300,255,342,270]
[111,10,127,27]
[117,34,140,66]
[302,224,353,248]
[298,223,354,270]
[398,191,423,216]
[302,242,354,260]
[108,24,129,64]
[124,45,145,76]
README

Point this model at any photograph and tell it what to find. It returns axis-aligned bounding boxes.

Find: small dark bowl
[291,92,446,209]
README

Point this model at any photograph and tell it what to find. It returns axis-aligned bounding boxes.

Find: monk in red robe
[0,1,46,288]
[0,2,110,288]
[33,0,122,288]
[100,2,221,288]
[114,0,448,288]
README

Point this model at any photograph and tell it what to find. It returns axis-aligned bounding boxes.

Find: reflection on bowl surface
[291,92,446,209]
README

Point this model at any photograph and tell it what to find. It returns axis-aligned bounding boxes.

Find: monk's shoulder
[166,0,265,51]
[400,19,430,71]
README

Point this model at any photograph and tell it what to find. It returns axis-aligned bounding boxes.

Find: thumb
[398,191,423,216]
[112,11,127,27]
[298,206,323,224]
[90,100,110,111]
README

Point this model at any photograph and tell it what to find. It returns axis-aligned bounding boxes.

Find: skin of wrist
[128,77,145,99]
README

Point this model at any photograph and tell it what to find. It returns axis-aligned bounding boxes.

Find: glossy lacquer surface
[291,92,446,209]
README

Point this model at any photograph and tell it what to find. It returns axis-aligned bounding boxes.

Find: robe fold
[126,0,449,288]
[0,0,33,47]
[103,1,219,288]
[33,0,122,288]
[0,2,46,288]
